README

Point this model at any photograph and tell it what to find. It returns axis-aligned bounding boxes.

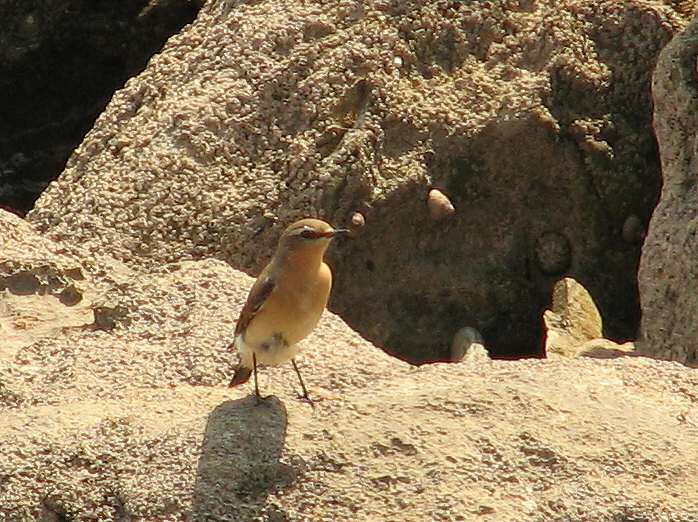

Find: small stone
[350,211,365,231]
[427,188,455,221]
[544,277,603,358]
[451,327,488,362]
[622,214,645,244]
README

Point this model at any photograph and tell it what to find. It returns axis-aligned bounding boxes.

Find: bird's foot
[254,393,274,406]
[296,393,319,409]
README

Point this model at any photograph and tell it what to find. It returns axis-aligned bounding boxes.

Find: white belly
[236,333,301,367]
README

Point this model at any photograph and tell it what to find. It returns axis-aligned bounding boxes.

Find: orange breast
[244,262,333,349]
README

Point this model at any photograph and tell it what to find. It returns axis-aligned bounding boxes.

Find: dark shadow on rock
[191,396,292,521]
[325,5,682,365]
[328,97,654,363]
[329,115,576,363]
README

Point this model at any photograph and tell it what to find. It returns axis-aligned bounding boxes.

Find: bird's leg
[252,353,273,404]
[253,353,262,403]
[291,358,314,406]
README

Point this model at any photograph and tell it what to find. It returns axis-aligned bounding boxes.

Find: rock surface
[26,0,689,363]
[639,11,698,364]
[0,0,203,215]
[0,210,94,358]
[1,209,698,521]
[575,338,639,360]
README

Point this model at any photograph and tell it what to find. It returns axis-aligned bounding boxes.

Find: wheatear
[229,218,348,402]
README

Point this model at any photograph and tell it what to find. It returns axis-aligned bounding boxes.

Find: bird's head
[276,218,349,264]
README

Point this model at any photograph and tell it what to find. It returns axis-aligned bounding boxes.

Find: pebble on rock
[427,188,455,221]
[451,327,488,362]
[351,211,365,230]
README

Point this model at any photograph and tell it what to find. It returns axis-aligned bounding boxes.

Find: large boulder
[26,1,687,363]
[639,13,698,364]
[2,209,698,521]
[0,0,203,214]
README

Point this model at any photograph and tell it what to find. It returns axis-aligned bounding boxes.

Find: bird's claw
[297,393,318,408]
[254,394,273,405]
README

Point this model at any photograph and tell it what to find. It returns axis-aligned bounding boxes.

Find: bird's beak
[319,228,350,238]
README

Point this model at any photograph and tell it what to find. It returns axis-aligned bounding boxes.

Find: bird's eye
[300,229,315,239]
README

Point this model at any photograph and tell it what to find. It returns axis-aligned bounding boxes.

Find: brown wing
[234,267,276,338]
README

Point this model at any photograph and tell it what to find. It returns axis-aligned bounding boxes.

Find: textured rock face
[0,0,203,215]
[0,210,94,356]
[26,1,685,362]
[639,14,698,364]
[664,1,696,18]
[2,209,698,521]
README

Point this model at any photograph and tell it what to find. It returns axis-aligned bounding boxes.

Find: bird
[228,217,349,403]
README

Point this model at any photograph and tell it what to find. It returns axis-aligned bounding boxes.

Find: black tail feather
[229,365,252,387]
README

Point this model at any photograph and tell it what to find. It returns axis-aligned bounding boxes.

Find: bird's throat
[279,244,329,274]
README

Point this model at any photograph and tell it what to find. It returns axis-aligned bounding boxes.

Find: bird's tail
[229,365,252,387]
